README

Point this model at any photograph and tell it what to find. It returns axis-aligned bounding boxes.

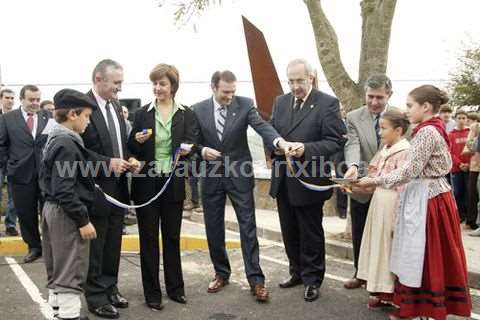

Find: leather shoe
[146,301,164,310]
[5,227,19,236]
[23,248,42,263]
[304,285,319,302]
[169,295,187,304]
[88,304,119,319]
[207,276,229,293]
[109,293,128,308]
[279,276,302,289]
[251,283,269,303]
[343,278,366,289]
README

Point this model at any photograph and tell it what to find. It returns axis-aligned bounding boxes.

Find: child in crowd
[463,112,480,229]
[356,110,410,310]
[40,89,99,320]
[449,110,471,222]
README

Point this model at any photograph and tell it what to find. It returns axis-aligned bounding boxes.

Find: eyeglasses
[288,79,307,85]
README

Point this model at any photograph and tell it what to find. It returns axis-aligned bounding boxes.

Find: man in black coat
[269,59,347,302]
[82,59,136,319]
[0,85,50,263]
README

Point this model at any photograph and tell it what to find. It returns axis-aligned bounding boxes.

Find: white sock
[57,292,81,319]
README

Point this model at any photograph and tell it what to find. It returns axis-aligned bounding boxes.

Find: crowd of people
[0,58,474,320]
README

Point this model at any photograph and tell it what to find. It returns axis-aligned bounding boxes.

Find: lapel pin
[232,113,236,116]
[310,105,314,109]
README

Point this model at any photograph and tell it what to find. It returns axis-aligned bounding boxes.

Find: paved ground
[1,220,479,320]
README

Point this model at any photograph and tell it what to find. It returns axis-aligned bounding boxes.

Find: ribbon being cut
[285,155,351,192]
[96,143,193,209]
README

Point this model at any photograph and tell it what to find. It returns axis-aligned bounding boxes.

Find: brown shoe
[207,276,229,293]
[343,278,366,289]
[251,284,269,303]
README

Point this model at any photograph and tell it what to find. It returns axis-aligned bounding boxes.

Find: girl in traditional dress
[355,85,472,320]
[355,110,410,310]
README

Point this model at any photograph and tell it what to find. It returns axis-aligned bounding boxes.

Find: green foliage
[166,0,223,25]
[448,47,480,106]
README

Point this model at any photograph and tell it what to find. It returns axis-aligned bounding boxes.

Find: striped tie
[216,106,227,140]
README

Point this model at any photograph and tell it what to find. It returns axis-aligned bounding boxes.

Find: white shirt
[294,87,313,110]
[21,107,38,137]
[92,89,124,159]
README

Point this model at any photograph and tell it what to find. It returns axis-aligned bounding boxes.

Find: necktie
[291,98,303,124]
[216,105,227,140]
[26,112,34,134]
[374,113,381,147]
[105,101,121,158]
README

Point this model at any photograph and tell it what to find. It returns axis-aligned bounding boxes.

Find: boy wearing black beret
[40,88,99,320]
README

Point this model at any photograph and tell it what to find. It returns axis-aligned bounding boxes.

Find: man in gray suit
[193,70,292,303]
[343,74,393,289]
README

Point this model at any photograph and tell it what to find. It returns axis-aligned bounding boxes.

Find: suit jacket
[344,105,385,203]
[269,88,347,206]
[81,90,130,216]
[0,109,50,184]
[193,96,280,194]
[127,103,199,203]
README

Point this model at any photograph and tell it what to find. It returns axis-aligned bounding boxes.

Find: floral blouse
[376,125,452,199]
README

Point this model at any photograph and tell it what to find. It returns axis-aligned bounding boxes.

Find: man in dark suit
[0,85,50,263]
[82,59,135,319]
[193,70,292,303]
[269,59,346,302]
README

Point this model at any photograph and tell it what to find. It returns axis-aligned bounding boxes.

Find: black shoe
[88,304,119,319]
[304,285,319,302]
[5,227,19,236]
[279,276,302,289]
[108,293,129,308]
[146,301,164,310]
[169,295,187,304]
[23,248,42,263]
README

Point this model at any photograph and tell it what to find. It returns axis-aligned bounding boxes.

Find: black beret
[53,89,98,110]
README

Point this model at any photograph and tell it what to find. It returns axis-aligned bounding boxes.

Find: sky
[0,0,479,108]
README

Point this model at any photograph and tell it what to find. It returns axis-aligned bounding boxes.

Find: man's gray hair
[287,59,313,77]
[365,74,393,94]
[92,59,123,83]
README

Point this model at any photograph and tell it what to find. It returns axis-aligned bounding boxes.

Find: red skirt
[392,191,472,319]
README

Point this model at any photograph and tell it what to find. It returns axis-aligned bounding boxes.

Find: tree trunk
[304,0,396,111]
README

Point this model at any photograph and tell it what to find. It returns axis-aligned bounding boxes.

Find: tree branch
[304,0,363,110]
[358,0,397,86]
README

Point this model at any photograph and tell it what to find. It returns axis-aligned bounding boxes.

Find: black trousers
[85,198,125,308]
[11,179,43,250]
[277,180,325,287]
[202,178,264,287]
[466,171,479,227]
[136,177,184,303]
[350,198,371,274]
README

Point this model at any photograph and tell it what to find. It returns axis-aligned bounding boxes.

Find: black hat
[53,89,98,110]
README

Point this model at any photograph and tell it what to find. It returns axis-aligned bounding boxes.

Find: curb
[0,234,241,255]
[189,211,480,290]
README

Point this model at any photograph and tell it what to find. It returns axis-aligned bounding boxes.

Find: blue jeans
[452,171,469,221]
[0,168,18,228]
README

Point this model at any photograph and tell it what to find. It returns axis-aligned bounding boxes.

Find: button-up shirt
[21,107,38,137]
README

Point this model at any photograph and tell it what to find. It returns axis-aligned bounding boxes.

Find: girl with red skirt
[356,85,472,320]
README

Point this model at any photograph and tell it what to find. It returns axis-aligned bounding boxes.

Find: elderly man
[343,74,393,289]
[269,59,347,302]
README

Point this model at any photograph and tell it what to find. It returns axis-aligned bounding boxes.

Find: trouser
[451,171,469,221]
[11,180,43,249]
[136,176,184,303]
[202,178,264,287]
[350,198,371,274]
[42,201,89,319]
[85,208,125,308]
[277,179,326,286]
